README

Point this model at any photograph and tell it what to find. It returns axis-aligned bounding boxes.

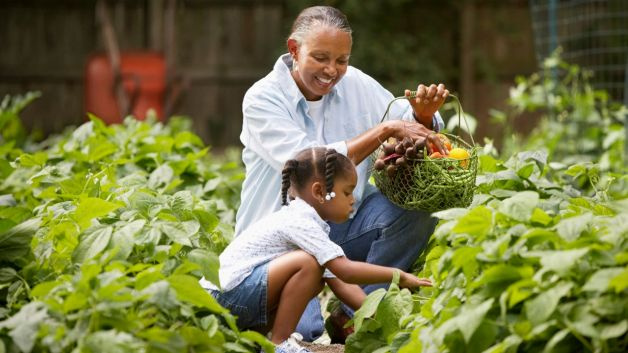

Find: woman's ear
[287,39,299,58]
[310,181,325,204]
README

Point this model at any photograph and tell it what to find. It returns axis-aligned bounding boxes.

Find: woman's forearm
[346,121,396,164]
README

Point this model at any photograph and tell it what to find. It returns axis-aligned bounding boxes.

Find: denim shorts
[209,262,269,329]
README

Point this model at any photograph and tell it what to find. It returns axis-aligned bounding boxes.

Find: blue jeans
[209,262,269,329]
[295,191,437,341]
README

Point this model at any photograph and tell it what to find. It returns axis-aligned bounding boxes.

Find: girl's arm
[325,256,431,289]
[324,277,366,311]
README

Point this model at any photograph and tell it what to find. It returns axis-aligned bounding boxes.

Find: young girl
[200,147,431,353]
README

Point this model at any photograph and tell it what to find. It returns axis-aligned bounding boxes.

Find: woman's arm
[346,120,448,165]
[325,256,431,289]
[325,278,366,311]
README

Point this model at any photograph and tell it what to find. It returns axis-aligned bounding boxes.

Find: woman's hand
[399,271,432,289]
[405,83,449,123]
[388,120,449,156]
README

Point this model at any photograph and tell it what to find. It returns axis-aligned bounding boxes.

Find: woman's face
[289,26,352,101]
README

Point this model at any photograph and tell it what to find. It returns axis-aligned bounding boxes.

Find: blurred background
[1,0,627,149]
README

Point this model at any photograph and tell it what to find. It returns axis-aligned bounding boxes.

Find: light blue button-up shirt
[235,54,444,235]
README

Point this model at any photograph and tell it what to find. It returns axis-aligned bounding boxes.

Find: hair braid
[281,160,298,205]
[324,149,338,196]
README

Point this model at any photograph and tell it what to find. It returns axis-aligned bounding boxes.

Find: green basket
[372,94,478,213]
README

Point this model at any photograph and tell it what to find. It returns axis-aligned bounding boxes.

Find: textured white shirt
[236,53,444,235]
[200,198,345,292]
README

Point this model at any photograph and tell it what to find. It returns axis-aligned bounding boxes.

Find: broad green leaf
[482,334,522,353]
[18,152,47,167]
[474,265,534,289]
[554,213,593,241]
[148,164,174,189]
[525,282,572,325]
[0,218,40,262]
[109,220,146,261]
[432,208,468,221]
[0,206,32,224]
[542,328,570,353]
[378,288,413,340]
[159,220,199,247]
[86,139,117,162]
[516,163,535,179]
[167,274,226,313]
[30,281,59,298]
[238,331,274,353]
[582,267,625,292]
[171,191,194,213]
[517,150,548,171]
[0,219,15,234]
[138,327,186,352]
[72,225,113,263]
[352,288,387,332]
[0,267,17,283]
[609,267,628,293]
[534,248,589,275]
[135,266,165,291]
[457,298,494,342]
[84,330,144,353]
[451,247,480,279]
[507,279,537,308]
[530,208,552,226]
[63,291,88,313]
[0,302,48,353]
[140,281,179,310]
[174,131,204,149]
[498,191,539,222]
[452,206,493,238]
[73,197,122,230]
[599,320,627,340]
[188,249,220,288]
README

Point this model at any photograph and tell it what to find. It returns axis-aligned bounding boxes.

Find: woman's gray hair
[288,6,352,45]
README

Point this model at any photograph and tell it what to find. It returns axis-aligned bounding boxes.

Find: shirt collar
[275,53,342,106]
[286,197,330,233]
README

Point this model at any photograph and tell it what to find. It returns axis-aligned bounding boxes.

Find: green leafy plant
[348,149,627,353]
[0,107,271,352]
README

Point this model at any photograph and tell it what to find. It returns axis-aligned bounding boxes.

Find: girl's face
[288,26,352,101]
[318,169,357,224]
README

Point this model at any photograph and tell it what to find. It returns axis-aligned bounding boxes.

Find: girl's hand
[399,271,432,289]
[405,83,449,121]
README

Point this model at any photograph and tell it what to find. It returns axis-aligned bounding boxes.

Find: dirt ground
[301,342,345,353]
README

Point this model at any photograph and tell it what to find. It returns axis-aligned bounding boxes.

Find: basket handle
[379,92,475,147]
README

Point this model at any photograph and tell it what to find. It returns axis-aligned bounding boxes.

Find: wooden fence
[1,0,283,146]
[1,0,537,147]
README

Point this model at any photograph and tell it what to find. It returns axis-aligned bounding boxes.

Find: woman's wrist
[413,111,434,129]
[380,120,400,140]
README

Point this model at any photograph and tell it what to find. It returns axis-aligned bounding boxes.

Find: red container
[85,52,166,124]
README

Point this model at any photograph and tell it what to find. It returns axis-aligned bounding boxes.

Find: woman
[236,5,449,342]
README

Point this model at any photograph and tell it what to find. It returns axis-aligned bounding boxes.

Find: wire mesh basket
[371,94,478,213]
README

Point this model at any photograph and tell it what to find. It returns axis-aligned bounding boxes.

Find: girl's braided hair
[281,147,354,206]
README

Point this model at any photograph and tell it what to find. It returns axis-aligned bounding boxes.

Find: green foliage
[347,55,627,352]
[0,92,41,148]
[493,51,626,176]
[348,149,628,352]
[0,108,269,352]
